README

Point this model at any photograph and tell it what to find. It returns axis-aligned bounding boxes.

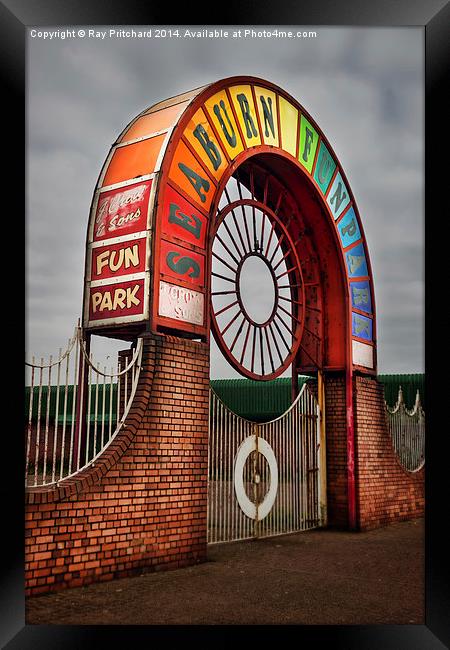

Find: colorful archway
[82,77,378,529]
[82,76,376,378]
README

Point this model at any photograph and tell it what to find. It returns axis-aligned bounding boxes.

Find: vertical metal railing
[386,387,425,472]
[207,383,322,544]
[25,325,143,487]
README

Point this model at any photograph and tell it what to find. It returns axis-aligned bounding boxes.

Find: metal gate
[207,382,326,544]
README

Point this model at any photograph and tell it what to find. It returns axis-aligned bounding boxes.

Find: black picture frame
[2,1,448,647]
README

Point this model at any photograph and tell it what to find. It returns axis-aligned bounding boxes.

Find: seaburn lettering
[259,95,275,138]
[213,100,237,147]
[193,124,222,171]
[236,93,258,139]
[178,162,210,203]
[168,203,202,240]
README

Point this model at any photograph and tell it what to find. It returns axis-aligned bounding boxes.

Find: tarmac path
[26,518,424,626]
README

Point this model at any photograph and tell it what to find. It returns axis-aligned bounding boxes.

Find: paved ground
[26,518,424,626]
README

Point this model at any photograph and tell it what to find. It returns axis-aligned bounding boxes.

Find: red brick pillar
[322,373,424,531]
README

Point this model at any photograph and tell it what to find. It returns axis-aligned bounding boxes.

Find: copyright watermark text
[29,27,318,41]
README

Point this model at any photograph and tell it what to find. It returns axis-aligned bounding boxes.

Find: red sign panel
[159,239,205,288]
[90,238,147,281]
[88,277,146,322]
[161,185,208,248]
[93,180,152,242]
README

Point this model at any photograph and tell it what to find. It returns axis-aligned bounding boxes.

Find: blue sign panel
[350,280,372,314]
[326,171,350,220]
[338,206,361,248]
[345,242,368,278]
[352,312,373,341]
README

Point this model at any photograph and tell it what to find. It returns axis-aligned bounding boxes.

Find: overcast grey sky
[26,26,424,377]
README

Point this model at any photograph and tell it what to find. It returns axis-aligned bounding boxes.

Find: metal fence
[385,387,425,472]
[25,326,142,487]
[208,383,323,544]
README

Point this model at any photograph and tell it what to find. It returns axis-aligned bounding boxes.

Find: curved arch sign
[83,76,376,375]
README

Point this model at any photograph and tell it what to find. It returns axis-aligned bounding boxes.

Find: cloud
[26,26,424,375]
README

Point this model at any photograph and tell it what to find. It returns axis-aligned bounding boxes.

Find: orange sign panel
[118,100,190,143]
[168,140,216,211]
[102,133,166,187]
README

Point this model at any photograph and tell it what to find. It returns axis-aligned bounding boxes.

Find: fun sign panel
[83,76,375,370]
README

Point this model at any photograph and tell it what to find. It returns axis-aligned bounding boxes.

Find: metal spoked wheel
[211,165,305,380]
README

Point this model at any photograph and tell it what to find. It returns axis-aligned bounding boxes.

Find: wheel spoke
[212,250,238,275]
[224,187,248,255]
[275,311,298,340]
[279,294,303,306]
[212,289,237,296]
[236,175,253,252]
[251,325,257,374]
[212,271,236,284]
[272,247,291,272]
[220,309,241,336]
[268,322,285,366]
[276,265,298,281]
[264,326,276,374]
[271,317,291,353]
[229,314,246,354]
[259,327,265,376]
[269,232,286,265]
[219,208,246,259]
[240,321,252,366]
[278,302,302,325]
[214,300,239,318]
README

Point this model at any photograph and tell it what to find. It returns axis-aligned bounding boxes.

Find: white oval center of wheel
[239,255,276,324]
[234,435,278,520]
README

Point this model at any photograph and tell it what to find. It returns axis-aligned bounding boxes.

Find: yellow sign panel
[278,96,298,157]
[228,85,262,148]
[184,107,228,181]
[254,86,279,147]
[204,89,245,160]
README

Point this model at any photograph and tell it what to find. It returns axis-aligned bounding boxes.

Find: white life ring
[233,434,278,520]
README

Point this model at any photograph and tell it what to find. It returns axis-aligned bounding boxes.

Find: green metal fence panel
[377,374,425,410]
[210,376,312,421]
[25,384,119,424]
[26,373,424,424]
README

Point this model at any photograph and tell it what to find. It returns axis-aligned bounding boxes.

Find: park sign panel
[83,76,377,374]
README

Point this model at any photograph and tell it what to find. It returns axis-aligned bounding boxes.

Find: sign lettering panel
[161,185,208,248]
[90,238,147,281]
[160,239,205,287]
[203,90,245,160]
[88,277,146,323]
[158,280,204,325]
[93,180,152,242]
[169,140,216,210]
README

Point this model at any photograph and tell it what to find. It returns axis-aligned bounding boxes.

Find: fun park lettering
[91,285,141,313]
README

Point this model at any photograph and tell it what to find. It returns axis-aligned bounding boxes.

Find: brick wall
[25,334,210,597]
[354,375,424,531]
